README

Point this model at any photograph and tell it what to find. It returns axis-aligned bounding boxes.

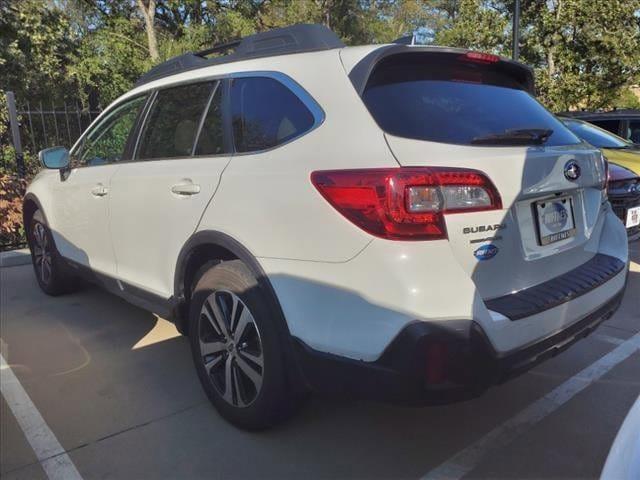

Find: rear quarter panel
[196,50,397,262]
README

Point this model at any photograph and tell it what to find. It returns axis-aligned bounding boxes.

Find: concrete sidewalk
[0,248,30,268]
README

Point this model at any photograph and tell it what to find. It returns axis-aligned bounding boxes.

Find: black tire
[189,260,296,430]
[28,211,79,296]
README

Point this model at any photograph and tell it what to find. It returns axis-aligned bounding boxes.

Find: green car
[561,117,640,175]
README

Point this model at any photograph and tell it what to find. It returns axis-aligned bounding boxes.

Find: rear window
[562,119,629,149]
[362,53,580,147]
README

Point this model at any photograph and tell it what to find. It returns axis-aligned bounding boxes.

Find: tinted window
[76,96,146,166]
[138,82,214,159]
[590,120,621,137]
[628,120,640,144]
[562,119,629,148]
[231,77,314,152]
[362,53,580,147]
[194,84,225,156]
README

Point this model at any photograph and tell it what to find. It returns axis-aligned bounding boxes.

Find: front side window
[362,53,580,147]
[231,77,315,153]
[75,95,146,167]
[137,82,215,160]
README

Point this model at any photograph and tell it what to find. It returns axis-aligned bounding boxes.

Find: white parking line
[0,352,83,480]
[422,332,640,480]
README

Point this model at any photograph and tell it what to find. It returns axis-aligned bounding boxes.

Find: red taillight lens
[461,51,500,64]
[311,167,502,240]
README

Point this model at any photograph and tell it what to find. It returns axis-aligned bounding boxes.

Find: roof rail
[136,24,345,87]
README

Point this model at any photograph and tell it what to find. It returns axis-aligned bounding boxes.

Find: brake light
[310,167,502,240]
[462,51,500,64]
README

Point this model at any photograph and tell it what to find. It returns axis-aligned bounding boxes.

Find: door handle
[91,184,108,197]
[171,182,201,196]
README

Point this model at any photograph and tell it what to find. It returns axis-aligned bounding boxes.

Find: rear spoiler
[348,44,536,96]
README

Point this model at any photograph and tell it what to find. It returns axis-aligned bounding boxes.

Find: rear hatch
[358,50,608,300]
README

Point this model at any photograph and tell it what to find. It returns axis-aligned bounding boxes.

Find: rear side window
[231,77,314,153]
[138,82,214,159]
[362,53,580,147]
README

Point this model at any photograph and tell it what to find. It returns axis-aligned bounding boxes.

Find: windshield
[362,53,580,147]
[562,118,631,149]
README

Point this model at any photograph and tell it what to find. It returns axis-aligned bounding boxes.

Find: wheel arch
[173,230,306,390]
[22,193,47,246]
[173,231,290,340]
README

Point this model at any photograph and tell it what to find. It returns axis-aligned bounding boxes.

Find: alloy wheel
[198,290,264,407]
[32,222,52,286]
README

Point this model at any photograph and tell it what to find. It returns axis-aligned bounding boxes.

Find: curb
[0,248,31,268]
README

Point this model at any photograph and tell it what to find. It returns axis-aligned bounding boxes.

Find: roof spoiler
[135,24,345,87]
[348,45,536,96]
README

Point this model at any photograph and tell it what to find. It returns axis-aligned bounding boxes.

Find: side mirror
[39,146,70,170]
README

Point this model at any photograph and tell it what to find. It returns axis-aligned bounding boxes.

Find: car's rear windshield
[562,119,630,149]
[362,53,580,147]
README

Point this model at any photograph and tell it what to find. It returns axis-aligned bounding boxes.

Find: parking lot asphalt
[1,244,639,480]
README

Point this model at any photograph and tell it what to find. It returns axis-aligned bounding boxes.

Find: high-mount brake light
[311,167,502,241]
[463,51,500,64]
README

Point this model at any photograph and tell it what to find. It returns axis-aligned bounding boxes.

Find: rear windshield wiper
[471,128,554,146]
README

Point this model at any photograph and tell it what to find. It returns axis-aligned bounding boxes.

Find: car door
[49,95,147,276]
[108,80,231,298]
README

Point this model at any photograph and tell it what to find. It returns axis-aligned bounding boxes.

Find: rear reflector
[311,167,502,240]
[425,341,449,385]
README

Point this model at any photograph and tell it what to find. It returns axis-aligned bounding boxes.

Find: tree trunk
[137,0,159,62]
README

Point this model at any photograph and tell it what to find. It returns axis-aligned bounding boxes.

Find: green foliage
[2,0,640,126]
[612,88,640,110]
[0,0,77,104]
[521,0,640,111]
[67,16,151,106]
[435,0,509,55]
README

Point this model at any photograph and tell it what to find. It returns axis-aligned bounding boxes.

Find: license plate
[535,196,576,246]
[627,206,640,228]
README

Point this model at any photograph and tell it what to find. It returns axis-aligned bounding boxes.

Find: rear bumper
[292,276,627,405]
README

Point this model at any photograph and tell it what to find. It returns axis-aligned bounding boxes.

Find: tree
[433,0,640,111]
[521,0,640,110]
[435,0,509,54]
[0,0,77,103]
[137,0,160,61]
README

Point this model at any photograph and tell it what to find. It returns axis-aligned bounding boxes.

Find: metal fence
[5,91,101,176]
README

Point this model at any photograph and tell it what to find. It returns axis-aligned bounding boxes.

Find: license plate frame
[534,196,577,246]
[626,205,640,228]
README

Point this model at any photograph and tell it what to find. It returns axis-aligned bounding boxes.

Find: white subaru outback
[25,24,629,429]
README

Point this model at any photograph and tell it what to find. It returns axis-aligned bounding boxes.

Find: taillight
[461,51,500,64]
[310,167,502,240]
